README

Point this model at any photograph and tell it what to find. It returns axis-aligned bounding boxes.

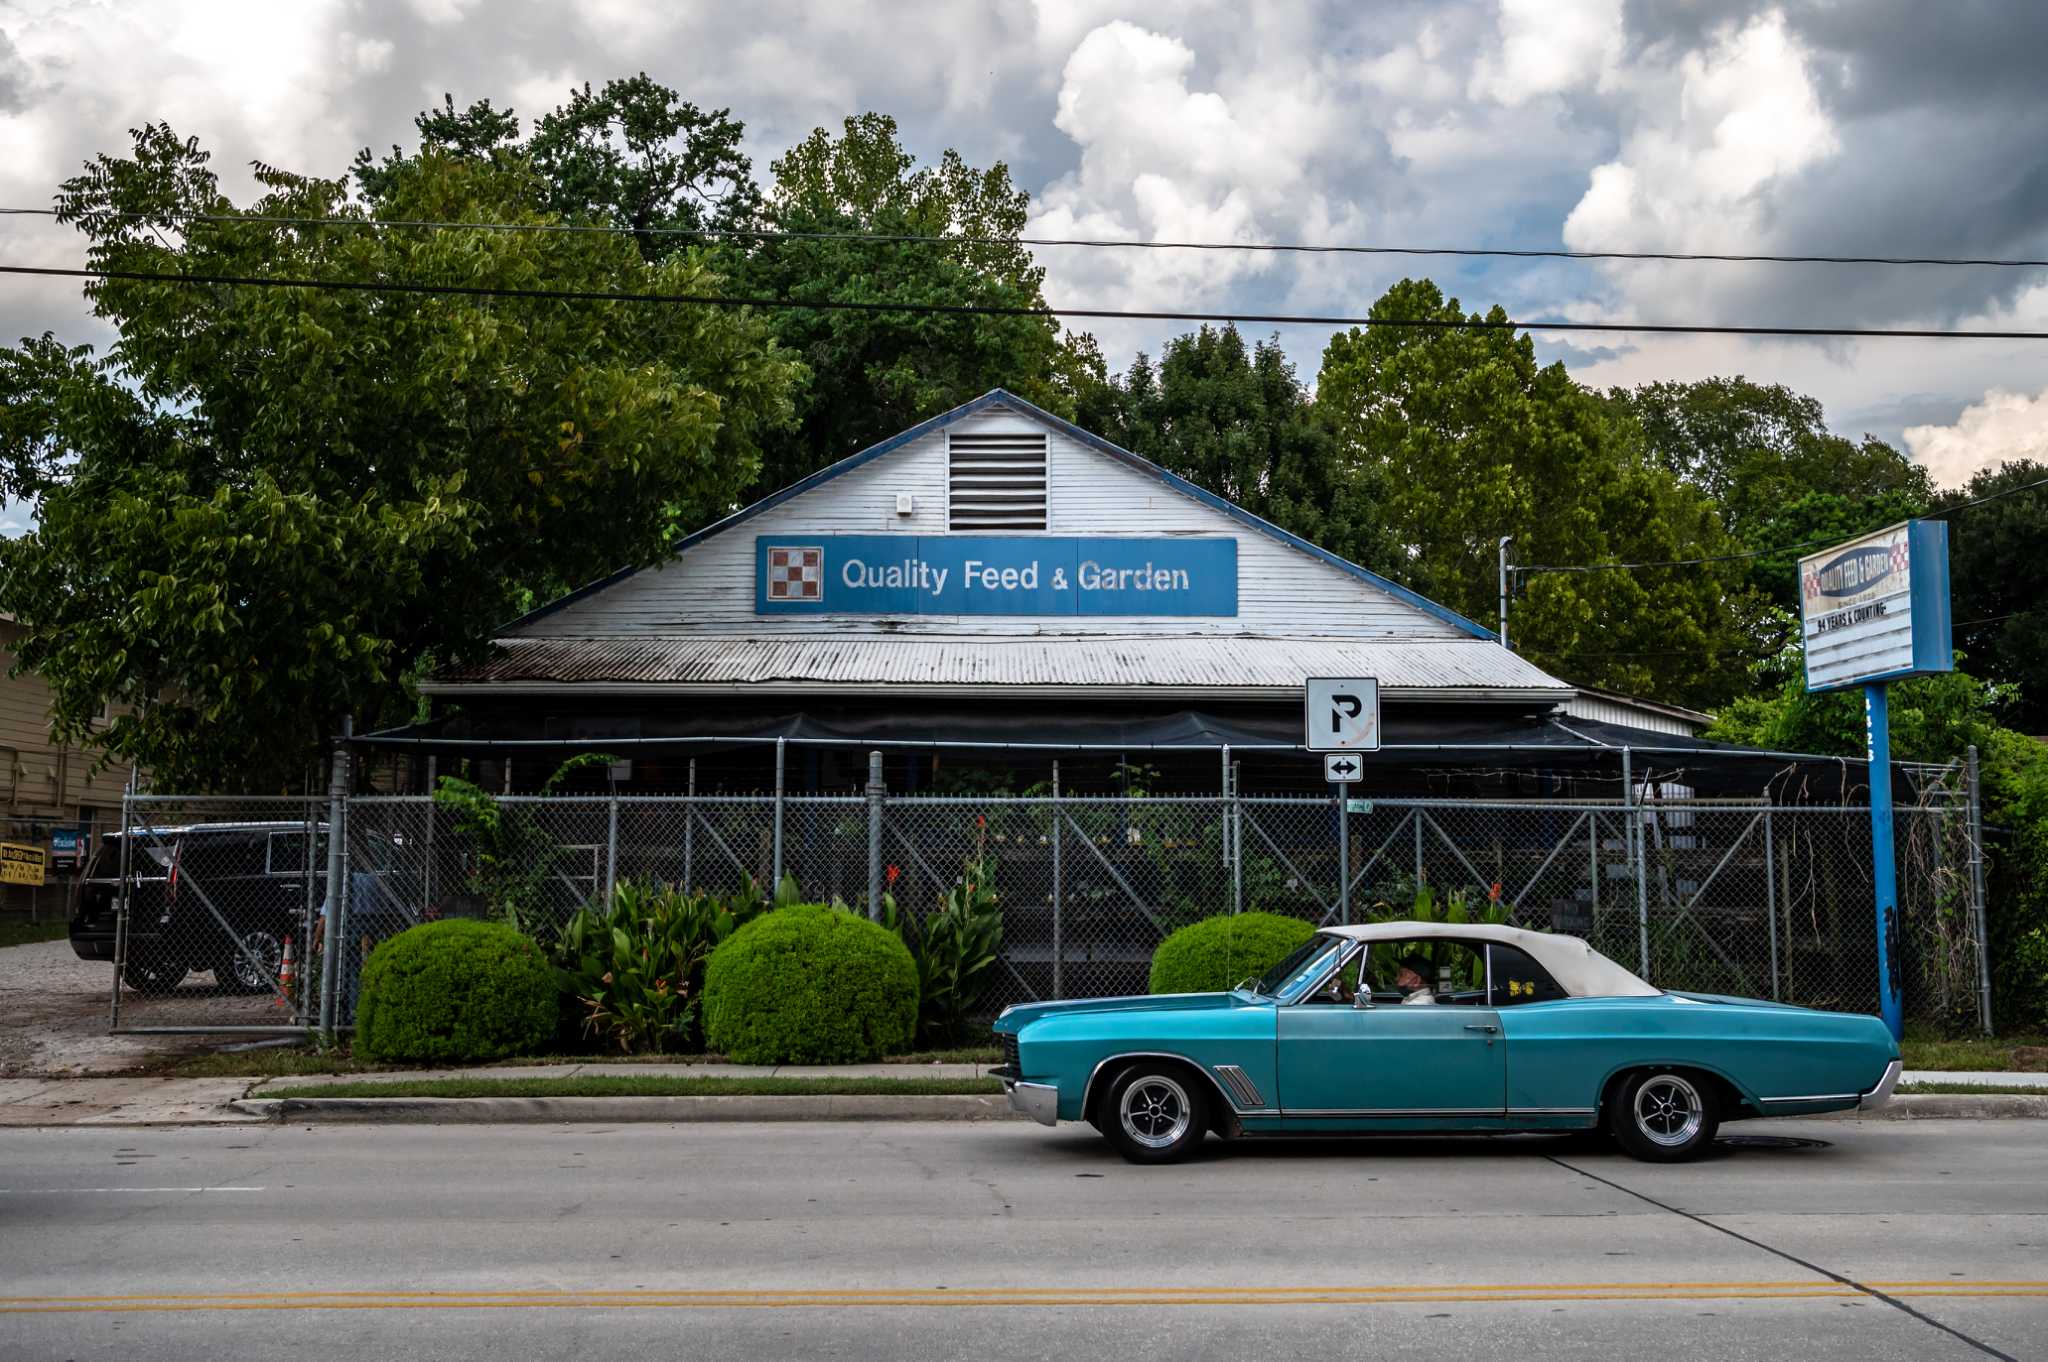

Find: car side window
[1488,944,1567,1006]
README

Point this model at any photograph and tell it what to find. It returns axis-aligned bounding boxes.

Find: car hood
[993,991,1249,1033]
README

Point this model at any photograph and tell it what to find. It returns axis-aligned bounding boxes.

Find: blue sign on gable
[756,536,1237,616]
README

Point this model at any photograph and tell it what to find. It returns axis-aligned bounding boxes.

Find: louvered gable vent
[948,430,1048,530]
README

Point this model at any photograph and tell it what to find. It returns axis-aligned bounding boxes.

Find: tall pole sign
[1797,520,1952,1041]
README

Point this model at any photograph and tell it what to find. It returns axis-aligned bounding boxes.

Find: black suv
[70,823,328,994]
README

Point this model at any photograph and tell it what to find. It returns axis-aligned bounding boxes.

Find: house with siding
[397,389,1751,795]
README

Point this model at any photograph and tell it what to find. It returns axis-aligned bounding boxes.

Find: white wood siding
[1562,693,1709,737]
[519,407,1469,641]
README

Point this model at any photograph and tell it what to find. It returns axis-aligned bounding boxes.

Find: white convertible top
[1320,921,1662,999]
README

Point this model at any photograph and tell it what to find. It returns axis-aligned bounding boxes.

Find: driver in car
[1394,955,1436,1005]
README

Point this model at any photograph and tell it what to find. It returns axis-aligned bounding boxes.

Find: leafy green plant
[553,878,768,1054]
[1363,884,1514,990]
[1148,912,1316,994]
[355,920,555,1064]
[432,754,615,936]
[910,853,1004,1045]
[702,903,919,1064]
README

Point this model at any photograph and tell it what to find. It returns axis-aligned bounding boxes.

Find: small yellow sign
[0,842,47,887]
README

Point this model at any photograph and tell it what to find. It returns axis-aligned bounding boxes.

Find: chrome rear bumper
[1003,1079,1058,1126]
[1860,1058,1903,1111]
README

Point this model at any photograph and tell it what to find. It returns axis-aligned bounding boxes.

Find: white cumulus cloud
[1470,0,1622,104]
[1904,385,2048,489]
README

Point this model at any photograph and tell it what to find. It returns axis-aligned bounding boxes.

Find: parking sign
[1304,677,1380,752]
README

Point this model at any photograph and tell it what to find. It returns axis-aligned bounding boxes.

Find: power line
[11,261,2048,342]
[1930,471,2048,517]
[6,205,2047,269]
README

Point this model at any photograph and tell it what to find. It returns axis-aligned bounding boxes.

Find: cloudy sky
[4,0,2047,512]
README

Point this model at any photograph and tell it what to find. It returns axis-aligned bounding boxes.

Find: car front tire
[215,929,285,995]
[1611,1069,1719,1162]
[121,950,187,995]
[1101,1065,1207,1165]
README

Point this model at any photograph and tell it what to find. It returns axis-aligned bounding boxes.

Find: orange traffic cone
[276,935,295,1007]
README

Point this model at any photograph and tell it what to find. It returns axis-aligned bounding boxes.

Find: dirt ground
[0,939,300,1076]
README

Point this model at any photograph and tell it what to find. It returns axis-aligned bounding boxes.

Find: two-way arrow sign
[1324,753,1362,784]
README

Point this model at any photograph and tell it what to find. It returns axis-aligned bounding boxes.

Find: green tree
[1610,377,1933,615]
[1316,279,1744,706]
[1936,460,2048,733]
[724,113,1076,494]
[354,76,758,262]
[1081,324,1397,573]
[0,124,795,791]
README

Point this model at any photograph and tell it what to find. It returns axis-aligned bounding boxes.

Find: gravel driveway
[0,939,294,1075]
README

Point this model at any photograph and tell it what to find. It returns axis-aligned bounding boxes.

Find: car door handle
[1464,1024,1499,1034]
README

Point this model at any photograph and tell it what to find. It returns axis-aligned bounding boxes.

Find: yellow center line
[2,1282,2044,1313]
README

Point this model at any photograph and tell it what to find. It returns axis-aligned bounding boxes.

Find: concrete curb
[1808,1093,2048,1121]
[228,1091,2048,1125]
[231,1093,1027,1124]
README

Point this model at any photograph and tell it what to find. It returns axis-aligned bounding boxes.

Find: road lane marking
[0,1179,264,1187]
[3,1282,2044,1314]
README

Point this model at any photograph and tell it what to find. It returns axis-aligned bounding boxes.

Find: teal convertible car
[992,921,1901,1163]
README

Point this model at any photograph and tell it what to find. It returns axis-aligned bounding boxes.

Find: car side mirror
[1352,989,1373,1010]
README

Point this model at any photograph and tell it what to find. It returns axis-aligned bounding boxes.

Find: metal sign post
[1798,520,1951,1043]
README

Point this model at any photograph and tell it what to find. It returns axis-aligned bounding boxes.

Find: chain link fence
[100,764,1991,1035]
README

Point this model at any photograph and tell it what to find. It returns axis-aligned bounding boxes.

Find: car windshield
[1248,934,1344,1000]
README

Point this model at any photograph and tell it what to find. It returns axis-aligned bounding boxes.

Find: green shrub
[702,904,918,1063]
[554,879,770,1054]
[879,852,1004,1045]
[1148,911,1315,994]
[355,920,555,1063]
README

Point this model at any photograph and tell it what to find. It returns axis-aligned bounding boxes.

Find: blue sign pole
[1865,684,1903,1041]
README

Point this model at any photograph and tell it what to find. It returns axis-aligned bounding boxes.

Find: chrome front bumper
[1003,1079,1058,1126]
[1860,1058,1903,1111]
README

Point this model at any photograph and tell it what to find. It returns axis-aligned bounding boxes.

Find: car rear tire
[1101,1065,1207,1165]
[121,950,187,995]
[1611,1069,1719,1162]
[214,929,285,995]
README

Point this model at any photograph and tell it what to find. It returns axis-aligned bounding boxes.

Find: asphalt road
[1,1119,2042,1361]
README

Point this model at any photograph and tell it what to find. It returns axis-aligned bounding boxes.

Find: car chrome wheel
[1633,1073,1704,1148]
[1117,1074,1192,1150]
[219,930,283,994]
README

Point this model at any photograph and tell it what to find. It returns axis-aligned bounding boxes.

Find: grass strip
[1898,1031,2048,1073]
[169,1043,1001,1078]
[260,1075,1006,1100]
[0,918,70,949]
[1896,1081,2048,1096]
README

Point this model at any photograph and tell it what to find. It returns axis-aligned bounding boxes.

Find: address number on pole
[1304,677,1381,752]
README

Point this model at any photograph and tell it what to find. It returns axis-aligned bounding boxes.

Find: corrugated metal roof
[428,635,1573,696]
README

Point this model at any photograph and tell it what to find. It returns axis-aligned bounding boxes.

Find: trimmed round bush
[702,904,918,1064]
[1148,911,1316,994]
[354,920,555,1064]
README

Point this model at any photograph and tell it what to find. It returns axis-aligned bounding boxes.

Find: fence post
[422,754,437,922]
[865,750,885,921]
[317,719,351,1043]
[772,736,786,890]
[1764,809,1780,1001]
[1624,747,1650,979]
[1966,744,1993,1034]
[1051,760,1063,1000]
[1220,753,1236,913]
[110,771,135,1032]
[683,758,696,890]
[604,793,620,906]
[1219,746,1231,914]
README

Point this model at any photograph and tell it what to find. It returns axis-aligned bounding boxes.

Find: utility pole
[1497,536,1513,649]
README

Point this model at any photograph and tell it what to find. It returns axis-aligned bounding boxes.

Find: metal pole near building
[317,719,351,1043]
[1865,686,1904,1042]
[772,737,786,889]
[110,770,135,1032]
[1624,747,1650,979]
[1051,760,1063,1000]
[683,759,696,890]
[1966,744,1993,1034]
[1218,746,1231,911]
[604,793,620,906]
[1230,760,1244,917]
[865,750,885,921]
[1764,810,1780,1001]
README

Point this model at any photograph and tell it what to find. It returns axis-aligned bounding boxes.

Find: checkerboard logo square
[766,546,823,602]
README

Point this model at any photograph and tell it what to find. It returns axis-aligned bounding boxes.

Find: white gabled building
[412,389,1700,792]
